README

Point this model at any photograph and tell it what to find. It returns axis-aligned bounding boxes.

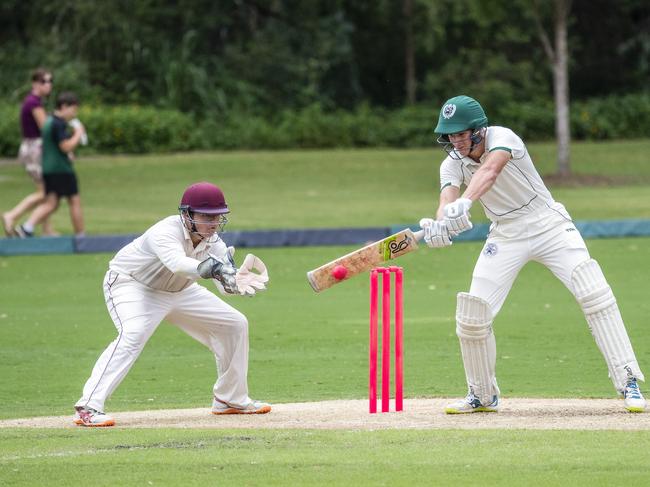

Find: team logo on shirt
[483,243,498,257]
[442,104,456,119]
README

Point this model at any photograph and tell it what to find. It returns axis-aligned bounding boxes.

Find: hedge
[0,104,197,157]
[0,94,647,157]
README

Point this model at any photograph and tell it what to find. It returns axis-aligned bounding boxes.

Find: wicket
[369,266,403,413]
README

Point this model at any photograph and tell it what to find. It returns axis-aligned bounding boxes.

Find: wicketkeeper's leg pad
[456,292,500,404]
[572,258,644,392]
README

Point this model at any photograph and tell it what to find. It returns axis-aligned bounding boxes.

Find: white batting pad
[572,259,644,391]
[456,292,500,404]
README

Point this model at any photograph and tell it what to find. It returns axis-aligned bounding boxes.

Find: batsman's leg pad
[456,292,500,404]
[572,259,644,391]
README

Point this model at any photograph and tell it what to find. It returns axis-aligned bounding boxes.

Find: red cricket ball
[332,265,348,281]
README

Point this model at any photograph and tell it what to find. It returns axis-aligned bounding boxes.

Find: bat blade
[307,228,423,292]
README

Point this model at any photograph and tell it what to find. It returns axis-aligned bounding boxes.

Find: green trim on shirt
[489,146,512,153]
[440,181,452,192]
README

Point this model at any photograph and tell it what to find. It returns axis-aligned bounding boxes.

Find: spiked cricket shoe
[212,398,271,415]
[445,392,499,414]
[623,377,646,413]
[74,406,115,427]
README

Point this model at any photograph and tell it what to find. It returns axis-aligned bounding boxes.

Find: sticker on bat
[379,233,412,261]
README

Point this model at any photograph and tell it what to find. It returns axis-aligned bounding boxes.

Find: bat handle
[413,229,424,241]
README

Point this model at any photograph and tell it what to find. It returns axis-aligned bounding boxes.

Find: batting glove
[418,218,452,248]
[443,198,473,234]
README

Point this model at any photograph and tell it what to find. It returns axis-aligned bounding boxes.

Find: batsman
[420,95,646,414]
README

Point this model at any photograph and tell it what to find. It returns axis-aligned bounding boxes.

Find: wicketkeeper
[420,95,646,414]
[74,182,271,427]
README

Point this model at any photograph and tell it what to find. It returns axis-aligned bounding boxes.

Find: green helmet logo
[435,95,488,134]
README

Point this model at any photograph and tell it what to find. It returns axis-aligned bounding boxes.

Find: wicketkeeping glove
[418,218,452,248]
[198,249,239,294]
[443,197,473,234]
[235,254,269,296]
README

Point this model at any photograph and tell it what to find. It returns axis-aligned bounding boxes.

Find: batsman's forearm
[437,185,460,219]
[462,150,510,201]
[462,167,498,201]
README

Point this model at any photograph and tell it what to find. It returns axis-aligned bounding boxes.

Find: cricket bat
[306,228,424,292]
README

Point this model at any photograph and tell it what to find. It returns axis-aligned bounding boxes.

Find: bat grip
[413,229,424,241]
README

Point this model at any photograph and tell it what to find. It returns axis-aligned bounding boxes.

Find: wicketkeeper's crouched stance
[420,96,645,414]
[74,182,270,427]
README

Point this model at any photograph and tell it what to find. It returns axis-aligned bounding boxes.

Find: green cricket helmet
[435,96,488,158]
[434,95,488,135]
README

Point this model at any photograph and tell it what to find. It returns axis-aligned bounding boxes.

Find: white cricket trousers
[469,203,590,313]
[76,271,251,412]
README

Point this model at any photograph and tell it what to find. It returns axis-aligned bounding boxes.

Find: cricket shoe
[211,397,271,415]
[73,406,115,427]
[623,377,646,413]
[445,392,499,414]
[14,224,34,238]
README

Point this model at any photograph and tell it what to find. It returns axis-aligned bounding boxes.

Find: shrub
[571,94,650,140]
[385,105,438,147]
[0,93,647,156]
[0,105,20,158]
[492,100,556,141]
[77,105,196,153]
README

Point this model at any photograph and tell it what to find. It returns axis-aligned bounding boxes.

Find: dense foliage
[1,94,648,155]
[2,0,647,112]
[1,0,647,155]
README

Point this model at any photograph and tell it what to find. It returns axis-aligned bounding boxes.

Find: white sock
[23,222,35,232]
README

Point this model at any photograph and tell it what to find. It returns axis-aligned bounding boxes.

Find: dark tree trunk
[403,0,416,105]
[533,0,573,176]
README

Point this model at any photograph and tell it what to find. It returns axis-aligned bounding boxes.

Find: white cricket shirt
[109,215,228,292]
[439,126,555,222]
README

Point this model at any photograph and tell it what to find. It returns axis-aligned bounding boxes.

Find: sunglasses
[40,78,53,84]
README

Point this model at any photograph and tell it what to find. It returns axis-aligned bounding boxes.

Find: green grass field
[1,140,650,235]
[3,429,650,486]
[1,141,650,485]
[1,239,649,419]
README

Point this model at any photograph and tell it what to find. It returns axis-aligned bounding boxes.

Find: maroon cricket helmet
[179,182,229,214]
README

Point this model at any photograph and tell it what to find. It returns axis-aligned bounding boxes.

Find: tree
[403,0,416,104]
[532,0,572,176]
